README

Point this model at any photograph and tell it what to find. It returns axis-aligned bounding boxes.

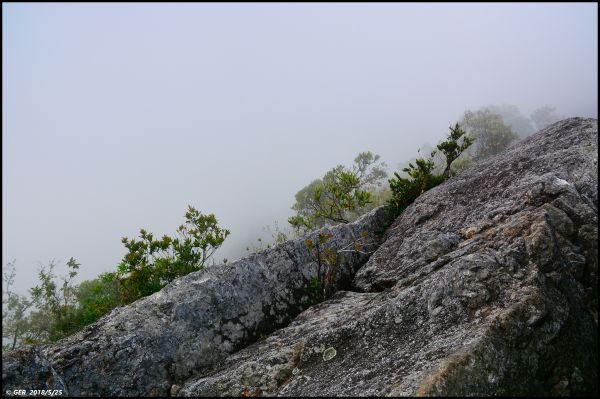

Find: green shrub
[2,205,230,349]
[28,258,81,343]
[2,260,33,349]
[75,272,121,325]
[305,232,339,301]
[116,206,230,304]
[289,151,387,234]
[388,123,473,218]
[437,123,474,180]
[388,157,444,218]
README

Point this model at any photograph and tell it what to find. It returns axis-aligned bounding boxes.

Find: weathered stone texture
[2,346,68,394]
[180,118,598,397]
[3,118,597,397]
[3,207,387,396]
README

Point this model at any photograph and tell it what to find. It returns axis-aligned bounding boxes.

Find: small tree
[303,229,379,304]
[487,104,535,137]
[352,151,388,188]
[288,151,387,234]
[305,232,338,302]
[2,260,33,349]
[388,123,474,218]
[461,108,518,160]
[28,258,81,343]
[437,123,474,180]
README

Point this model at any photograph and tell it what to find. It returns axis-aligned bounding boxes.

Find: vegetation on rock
[2,206,229,348]
[388,123,473,218]
[117,206,230,304]
[3,104,559,350]
[288,151,388,235]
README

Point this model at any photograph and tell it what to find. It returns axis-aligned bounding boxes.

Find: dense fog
[3,3,597,295]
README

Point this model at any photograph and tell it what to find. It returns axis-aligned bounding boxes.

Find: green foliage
[117,205,230,304]
[460,108,518,161]
[436,123,474,180]
[369,185,392,208]
[305,232,339,301]
[448,154,474,176]
[352,151,389,188]
[3,260,121,346]
[2,206,230,350]
[27,258,82,343]
[388,157,444,218]
[289,151,387,234]
[2,260,33,350]
[388,123,473,218]
[75,272,121,326]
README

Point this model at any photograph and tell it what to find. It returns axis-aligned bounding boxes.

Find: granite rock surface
[3,118,597,397]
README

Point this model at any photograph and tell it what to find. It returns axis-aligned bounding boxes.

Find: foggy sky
[3,3,598,295]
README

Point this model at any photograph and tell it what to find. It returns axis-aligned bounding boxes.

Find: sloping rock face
[3,118,597,397]
[1,347,68,394]
[2,208,387,396]
[178,118,598,397]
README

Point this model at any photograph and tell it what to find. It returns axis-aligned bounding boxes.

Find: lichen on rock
[322,347,337,361]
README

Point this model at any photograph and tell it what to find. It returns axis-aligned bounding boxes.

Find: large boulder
[3,117,597,396]
[179,117,598,396]
[2,347,68,395]
[2,207,388,396]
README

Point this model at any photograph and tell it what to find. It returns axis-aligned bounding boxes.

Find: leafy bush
[437,123,474,179]
[116,206,230,304]
[27,258,82,343]
[75,272,121,325]
[388,123,473,218]
[388,157,444,218]
[2,260,33,349]
[288,151,387,234]
[2,206,230,349]
[303,229,379,304]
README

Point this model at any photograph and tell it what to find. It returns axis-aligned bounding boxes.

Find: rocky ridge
[3,118,598,397]
[3,202,388,396]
